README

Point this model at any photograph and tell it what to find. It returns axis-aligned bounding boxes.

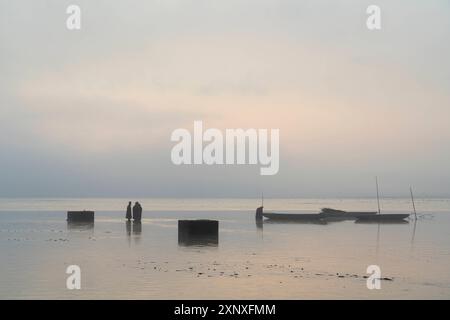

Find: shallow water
[0,198,449,299]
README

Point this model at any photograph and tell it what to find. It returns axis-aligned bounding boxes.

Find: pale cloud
[1,0,449,197]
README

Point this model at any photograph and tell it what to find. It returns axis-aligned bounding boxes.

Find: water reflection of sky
[0,208,449,299]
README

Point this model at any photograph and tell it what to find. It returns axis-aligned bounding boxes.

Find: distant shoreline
[0,198,449,212]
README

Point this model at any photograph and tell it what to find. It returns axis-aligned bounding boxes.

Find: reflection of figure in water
[133,202,142,221]
[126,220,132,246]
[133,220,142,245]
[126,220,132,236]
[125,220,141,246]
[133,221,142,235]
[126,202,132,221]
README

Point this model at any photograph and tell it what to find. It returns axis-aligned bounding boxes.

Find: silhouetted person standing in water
[133,202,142,221]
[137,202,142,221]
[126,202,132,221]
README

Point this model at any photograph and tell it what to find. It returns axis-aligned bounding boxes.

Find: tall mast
[410,186,417,220]
[376,176,381,214]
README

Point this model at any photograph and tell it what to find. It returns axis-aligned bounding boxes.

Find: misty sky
[1,0,449,198]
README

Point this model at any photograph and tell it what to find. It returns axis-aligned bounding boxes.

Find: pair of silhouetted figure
[126,201,142,222]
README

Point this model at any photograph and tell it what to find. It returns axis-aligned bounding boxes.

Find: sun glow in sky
[1,0,449,197]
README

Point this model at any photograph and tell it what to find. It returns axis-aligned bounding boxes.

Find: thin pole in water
[410,186,417,220]
[261,192,264,207]
[376,176,381,214]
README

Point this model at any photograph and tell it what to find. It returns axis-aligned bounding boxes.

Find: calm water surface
[0,198,449,299]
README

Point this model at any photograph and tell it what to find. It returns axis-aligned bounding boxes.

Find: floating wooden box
[67,210,95,222]
[178,219,219,246]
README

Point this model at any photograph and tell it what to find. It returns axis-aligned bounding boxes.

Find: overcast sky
[1,0,449,198]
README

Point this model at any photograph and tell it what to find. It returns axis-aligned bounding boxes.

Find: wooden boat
[355,213,410,222]
[264,218,328,225]
[319,208,377,219]
[257,179,414,224]
[262,212,323,221]
[260,208,377,221]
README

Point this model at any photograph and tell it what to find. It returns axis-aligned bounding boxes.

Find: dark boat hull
[264,219,328,225]
[262,211,378,221]
[321,211,378,219]
[262,212,322,221]
[356,214,410,222]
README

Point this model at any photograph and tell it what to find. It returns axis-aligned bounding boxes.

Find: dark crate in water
[178,220,219,246]
[67,210,95,222]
